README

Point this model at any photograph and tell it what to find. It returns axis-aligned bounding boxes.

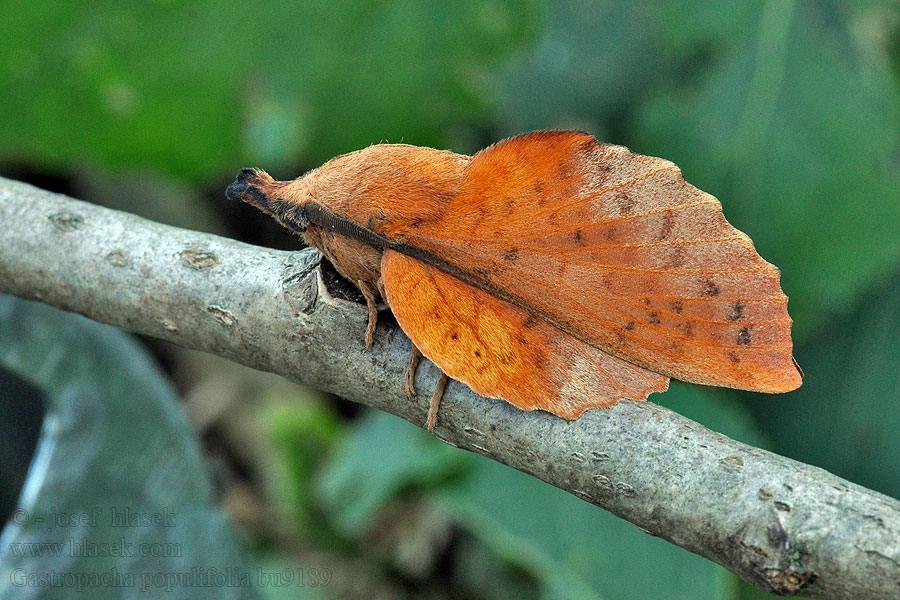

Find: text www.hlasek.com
[10,567,333,592]
[8,538,181,559]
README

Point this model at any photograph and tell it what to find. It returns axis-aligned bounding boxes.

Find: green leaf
[633,1,900,335]
[0,0,538,180]
[314,410,467,537]
[318,408,747,599]
[0,295,257,599]
[438,456,731,600]
[262,399,341,536]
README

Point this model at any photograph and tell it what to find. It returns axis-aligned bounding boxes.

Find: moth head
[226,167,311,233]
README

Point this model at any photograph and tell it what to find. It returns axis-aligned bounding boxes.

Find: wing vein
[575,344,633,396]
[453,199,720,244]
[474,236,748,253]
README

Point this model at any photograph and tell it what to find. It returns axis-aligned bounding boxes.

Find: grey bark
[1,176,899,599]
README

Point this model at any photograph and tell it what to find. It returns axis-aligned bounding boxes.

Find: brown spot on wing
[702,278,720,297]
[726,301,744,321]
[658,209,673,240]
[669,246,686,267]
[616,191,635,215]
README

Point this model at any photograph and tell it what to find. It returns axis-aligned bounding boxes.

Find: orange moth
[227,130,802,430]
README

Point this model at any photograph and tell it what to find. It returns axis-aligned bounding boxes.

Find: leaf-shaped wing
[384,131,801,392]
[381,250,669,417]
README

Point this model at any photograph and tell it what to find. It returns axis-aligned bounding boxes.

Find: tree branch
[1,176,899,599]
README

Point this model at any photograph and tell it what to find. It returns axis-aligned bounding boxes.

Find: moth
[227,130,802,430]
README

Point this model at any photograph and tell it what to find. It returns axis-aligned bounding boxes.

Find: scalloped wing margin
[386,131,801,392]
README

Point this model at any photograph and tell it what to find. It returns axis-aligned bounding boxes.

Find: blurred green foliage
[752,269,900,500]
[2,1,900,599]
[0,0,537,179]
[635,1,900,337]
[316,411,727,600]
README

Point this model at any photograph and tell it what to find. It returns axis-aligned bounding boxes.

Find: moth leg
[405,345,422,399]
[425,373,449,432]
[357,279,378,348]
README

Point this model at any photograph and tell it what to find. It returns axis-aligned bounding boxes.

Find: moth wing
[380,250,669,417]
[385,130,801,392]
